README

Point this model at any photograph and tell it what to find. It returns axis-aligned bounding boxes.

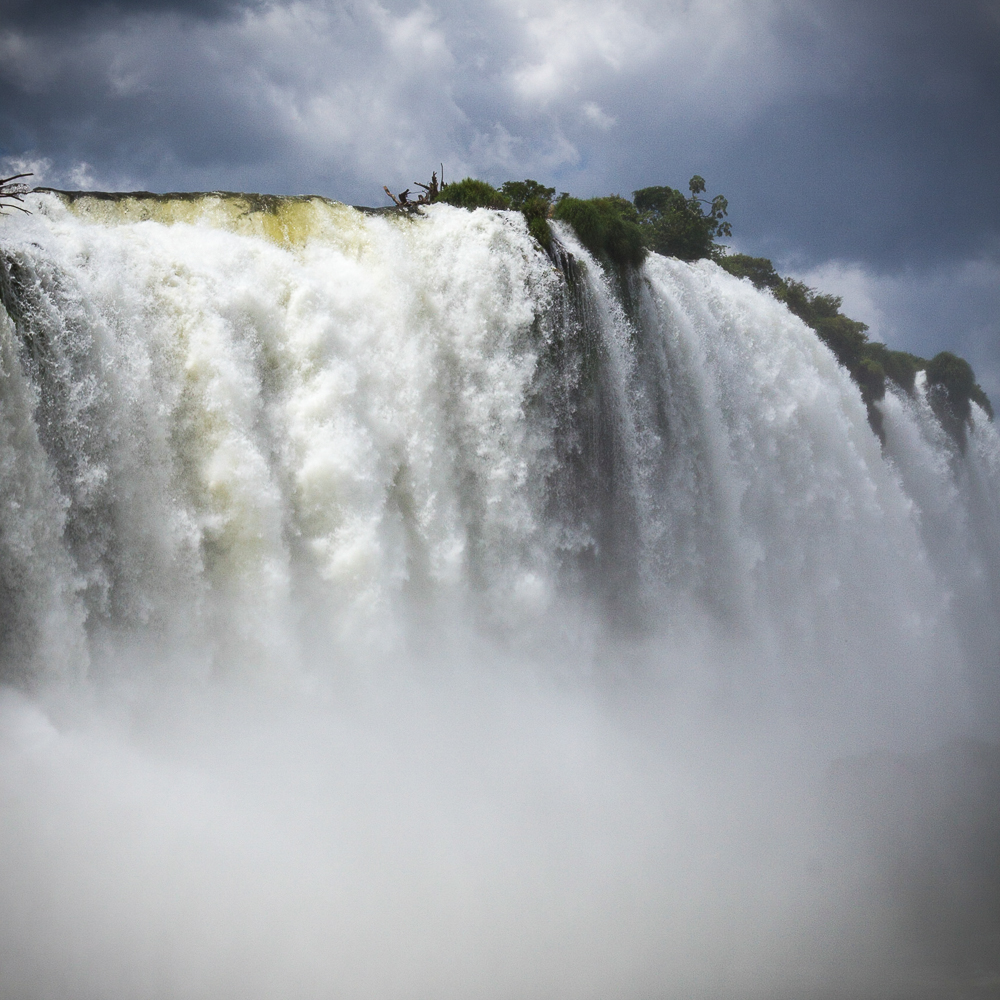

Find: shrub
[552,195,646,269]
[854,356,887,404]
[435,177,510,210]
[502,180,555,250]
[811,314,872,371]
[718,254,782,289]
[862,343,923,393]
[433,177,556,250]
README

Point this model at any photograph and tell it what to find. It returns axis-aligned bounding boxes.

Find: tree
[633,176,731,261]
[500,180,555,210]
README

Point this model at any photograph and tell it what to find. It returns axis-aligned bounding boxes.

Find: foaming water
[0,192,997,999]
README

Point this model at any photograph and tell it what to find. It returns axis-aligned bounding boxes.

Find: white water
[0,192,997,999]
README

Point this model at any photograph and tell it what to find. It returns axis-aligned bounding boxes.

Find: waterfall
[0,191,997,999]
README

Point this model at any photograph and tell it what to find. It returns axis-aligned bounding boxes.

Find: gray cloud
[1,0,997,375]
[0,0,260,30]
[2,0,996,252]
[727,0,1000,265]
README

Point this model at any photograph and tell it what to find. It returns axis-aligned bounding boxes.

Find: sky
[1,0,998,395]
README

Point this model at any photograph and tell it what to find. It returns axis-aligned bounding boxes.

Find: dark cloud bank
[3,0,997,256]
[3,0,998,385]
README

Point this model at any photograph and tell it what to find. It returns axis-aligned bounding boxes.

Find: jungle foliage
[926,352,994,423]
[431,176,557,249]
[434,177,510,211]
[501,180,555,250]
[431,174,731,269]
[546,175,731,268]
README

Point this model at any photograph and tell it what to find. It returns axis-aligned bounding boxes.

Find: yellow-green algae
[34,188,406,253]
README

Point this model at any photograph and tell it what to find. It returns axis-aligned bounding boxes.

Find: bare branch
[1,172,33,216]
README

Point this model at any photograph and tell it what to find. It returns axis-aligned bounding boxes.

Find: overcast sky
[2,0,998,394]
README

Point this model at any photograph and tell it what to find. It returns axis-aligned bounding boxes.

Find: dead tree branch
[383,168,444,212]
[0,173,33,215]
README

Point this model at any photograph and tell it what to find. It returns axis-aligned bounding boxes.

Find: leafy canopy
[500,180,555,210]
[633,176,732,262]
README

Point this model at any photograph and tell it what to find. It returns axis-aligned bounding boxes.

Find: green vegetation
[541,175,731,269]
[434,177,510,211]
[499,179,554,207]
[718,253,994,435]
[501,180,555,250]
[431,176,556,249]
[551,195,646,269]
[432,174,730,269]
[715,253,783,289]
[633,176,731,261]
[428,174,992,436]
[926,351,994,421]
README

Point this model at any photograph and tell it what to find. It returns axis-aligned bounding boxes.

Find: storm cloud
[1,0,998,382]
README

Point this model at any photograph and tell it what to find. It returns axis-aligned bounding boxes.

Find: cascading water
[0,191,997,999]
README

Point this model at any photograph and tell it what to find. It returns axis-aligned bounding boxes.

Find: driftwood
[384,166,444,211]
[0,173,32,215]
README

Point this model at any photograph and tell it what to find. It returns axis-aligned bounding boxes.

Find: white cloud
[582,102,616,130]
